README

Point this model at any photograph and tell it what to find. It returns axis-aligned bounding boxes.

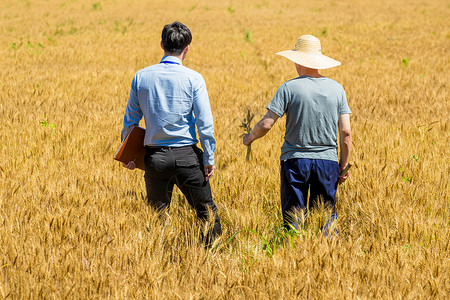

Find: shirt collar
[160,56,182,65]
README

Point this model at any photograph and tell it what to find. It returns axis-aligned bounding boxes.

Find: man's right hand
[242,110,279,146]
[122,161,136,170]
[242,133,252,146]
[204,165,215,181]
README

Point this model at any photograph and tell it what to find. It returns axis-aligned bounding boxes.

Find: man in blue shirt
[243,35,352,234]
[121,22,221,244]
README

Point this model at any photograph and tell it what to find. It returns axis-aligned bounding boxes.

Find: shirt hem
[280,152,338,162]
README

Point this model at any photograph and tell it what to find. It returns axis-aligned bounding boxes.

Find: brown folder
[114,126,146,170]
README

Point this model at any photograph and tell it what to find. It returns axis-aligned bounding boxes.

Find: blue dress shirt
[122,56,216,166]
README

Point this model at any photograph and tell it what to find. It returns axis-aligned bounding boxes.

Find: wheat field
[1,0,449,298]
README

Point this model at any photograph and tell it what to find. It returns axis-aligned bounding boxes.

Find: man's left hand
[122,161,136,170]
[204,165,215,181]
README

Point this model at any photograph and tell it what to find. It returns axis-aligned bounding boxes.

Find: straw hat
[276,35,341,69]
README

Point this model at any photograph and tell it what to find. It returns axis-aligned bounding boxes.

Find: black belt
[145,145,194,150]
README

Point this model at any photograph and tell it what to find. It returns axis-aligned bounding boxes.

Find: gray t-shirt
[267,75,351,162]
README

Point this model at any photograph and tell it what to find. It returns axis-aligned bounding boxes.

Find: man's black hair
[161,22,192,55]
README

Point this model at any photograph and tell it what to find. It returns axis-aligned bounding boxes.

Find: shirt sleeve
[267,83,290,117]
[121,75,143,141]
[338,88,352,115]
[193,75,216,166]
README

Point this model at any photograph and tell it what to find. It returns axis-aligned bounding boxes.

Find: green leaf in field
[92,2,101,11]
[40,115,57,135]
[9,42,19,50]
[401,58,410,67]
[399,166,412,183]
[402,176,412,183]
[228,6,235,13]
[40,115,48,127]
[245,29,253,43]
[114,21,128,34]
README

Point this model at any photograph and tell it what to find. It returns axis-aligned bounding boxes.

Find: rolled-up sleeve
[121,75,143,141]
[193,75,216,166]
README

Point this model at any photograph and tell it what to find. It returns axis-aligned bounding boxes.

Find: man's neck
[296,64,322,78]
[301,70,322,78]
[164,53,183,60]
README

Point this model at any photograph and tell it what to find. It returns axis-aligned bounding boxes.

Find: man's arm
[193,76,216,181]
[243,110,279,146]
[338,113,351,184]
[122,76,143,170]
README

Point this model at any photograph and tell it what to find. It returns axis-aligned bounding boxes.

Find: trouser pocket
[174,146,201,167]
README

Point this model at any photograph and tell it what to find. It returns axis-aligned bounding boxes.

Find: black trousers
[144,145,222,241]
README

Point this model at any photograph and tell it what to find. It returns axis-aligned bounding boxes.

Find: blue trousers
[280,158,340,233]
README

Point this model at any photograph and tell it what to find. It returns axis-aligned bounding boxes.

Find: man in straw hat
[243,35,352,234]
